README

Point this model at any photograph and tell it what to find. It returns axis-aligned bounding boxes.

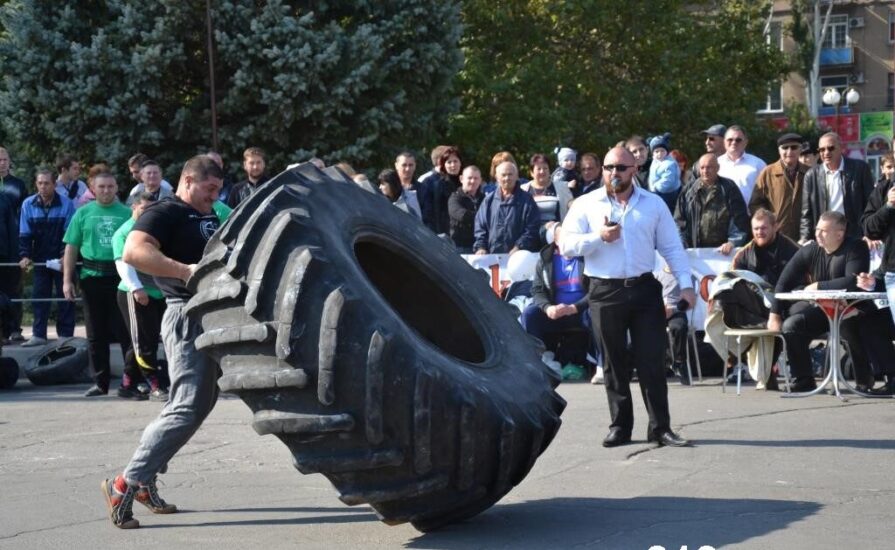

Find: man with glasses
[800,132,874,244]
[718,125,766,205]
[689,124,726,185]
[749,133,809,242]
[562,147,695,448]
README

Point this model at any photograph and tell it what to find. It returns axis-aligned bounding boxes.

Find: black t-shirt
[133,196,220,299]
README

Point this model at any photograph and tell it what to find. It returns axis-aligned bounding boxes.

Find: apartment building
[766,0,894,173]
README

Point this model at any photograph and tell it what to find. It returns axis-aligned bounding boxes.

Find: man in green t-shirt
[63,170,133,397]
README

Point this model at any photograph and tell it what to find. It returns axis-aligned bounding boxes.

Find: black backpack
[711,271,774,329]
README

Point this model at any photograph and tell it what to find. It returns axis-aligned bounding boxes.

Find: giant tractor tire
[185,165,566,531]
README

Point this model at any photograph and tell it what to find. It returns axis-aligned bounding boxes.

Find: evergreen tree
[0,1,463,179]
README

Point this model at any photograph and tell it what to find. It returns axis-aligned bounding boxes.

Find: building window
[759,85,783,113]
[889,11,895,43]
[820,75,849,102]
[757,21,784,113]
[767,21,783,50]
[821,14,849,49]
[889,73,894,107]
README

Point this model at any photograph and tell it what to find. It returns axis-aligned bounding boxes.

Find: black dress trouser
[80,275,131,391]
[781,301,874,386]
[666,311,688,365]
[588,275,671,436]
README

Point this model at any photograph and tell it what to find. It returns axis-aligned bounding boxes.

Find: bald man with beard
[561,147,695,448]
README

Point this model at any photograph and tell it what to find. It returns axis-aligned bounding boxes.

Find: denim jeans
[123,300,219,484]
[31,266,75,339]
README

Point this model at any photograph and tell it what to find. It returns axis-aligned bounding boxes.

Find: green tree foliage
[786,0,815,82]
[0,0,462,180]
[452,0,792,167]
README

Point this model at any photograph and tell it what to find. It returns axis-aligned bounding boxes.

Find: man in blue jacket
[19,169,76,346]
[473,161,541,254]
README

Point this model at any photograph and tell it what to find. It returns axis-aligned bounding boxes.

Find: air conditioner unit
[849,72,865,84]
[849,17,864,29]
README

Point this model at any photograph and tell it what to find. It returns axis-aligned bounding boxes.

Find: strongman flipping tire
[101,155,225,528]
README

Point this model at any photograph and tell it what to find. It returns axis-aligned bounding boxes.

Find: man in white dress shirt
[717,125,766,205]
[561,147,695,448]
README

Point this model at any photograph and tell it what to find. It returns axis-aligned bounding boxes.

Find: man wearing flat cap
[689,124,727,185]
[749,133,809,241]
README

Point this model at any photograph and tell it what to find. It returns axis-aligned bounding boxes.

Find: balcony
[819,47,854,66]
[817,105,855,116]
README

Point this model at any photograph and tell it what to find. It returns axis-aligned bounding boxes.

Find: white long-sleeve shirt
[718,152,766,205]
[560,185,692,290]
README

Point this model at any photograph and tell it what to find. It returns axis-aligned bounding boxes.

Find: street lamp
[822,87,860,135]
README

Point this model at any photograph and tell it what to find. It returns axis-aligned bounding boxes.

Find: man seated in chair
[768,211,880,393]
[520,222,592,378]
[654,266,691,385]
[705,208,799,389]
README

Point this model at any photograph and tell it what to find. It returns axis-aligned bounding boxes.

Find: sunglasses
[725,137,744,143]
[780,144,800,151]
[817,146,837,153]
[603,164,632,172]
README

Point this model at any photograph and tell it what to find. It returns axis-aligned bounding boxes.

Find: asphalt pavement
[1,376,893,550]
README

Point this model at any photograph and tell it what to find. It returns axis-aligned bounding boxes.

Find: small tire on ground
[186,164,566,531]
[23,337,91,386]
[0,356,18,389]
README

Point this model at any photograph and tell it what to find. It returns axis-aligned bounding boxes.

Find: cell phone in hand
[605,221,619,227]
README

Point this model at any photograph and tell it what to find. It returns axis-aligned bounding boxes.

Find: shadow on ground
[0,383,240,402]
[405,496,821,549]
[143,506,378,528]
[696,438,895,450]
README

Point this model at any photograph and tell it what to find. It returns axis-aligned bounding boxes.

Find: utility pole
[206,0,219,151]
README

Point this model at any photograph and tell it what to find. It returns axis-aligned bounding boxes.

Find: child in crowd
[647,133,681,212]
[551,147,579,193]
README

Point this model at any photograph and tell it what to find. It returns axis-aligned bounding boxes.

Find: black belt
[590,273,653,288]
[81,258,117,276]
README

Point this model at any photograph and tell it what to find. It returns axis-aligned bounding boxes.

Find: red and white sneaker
[101,475,140,529]
[135,477,178,514]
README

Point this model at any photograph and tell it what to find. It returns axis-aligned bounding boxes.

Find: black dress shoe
[864,381,895,396]
[789,377,817,392]
[602,428,632,448]
[647,430,691,447]
[673,363,692,386]
[855,381,895,397]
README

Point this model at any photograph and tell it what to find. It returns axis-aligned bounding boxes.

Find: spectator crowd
[2,121,895,398]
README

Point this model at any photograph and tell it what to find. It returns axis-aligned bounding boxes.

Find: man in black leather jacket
[799,132,873,243]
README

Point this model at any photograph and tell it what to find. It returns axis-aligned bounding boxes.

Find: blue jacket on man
[473,186,542,253]
[19,191,75,261]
